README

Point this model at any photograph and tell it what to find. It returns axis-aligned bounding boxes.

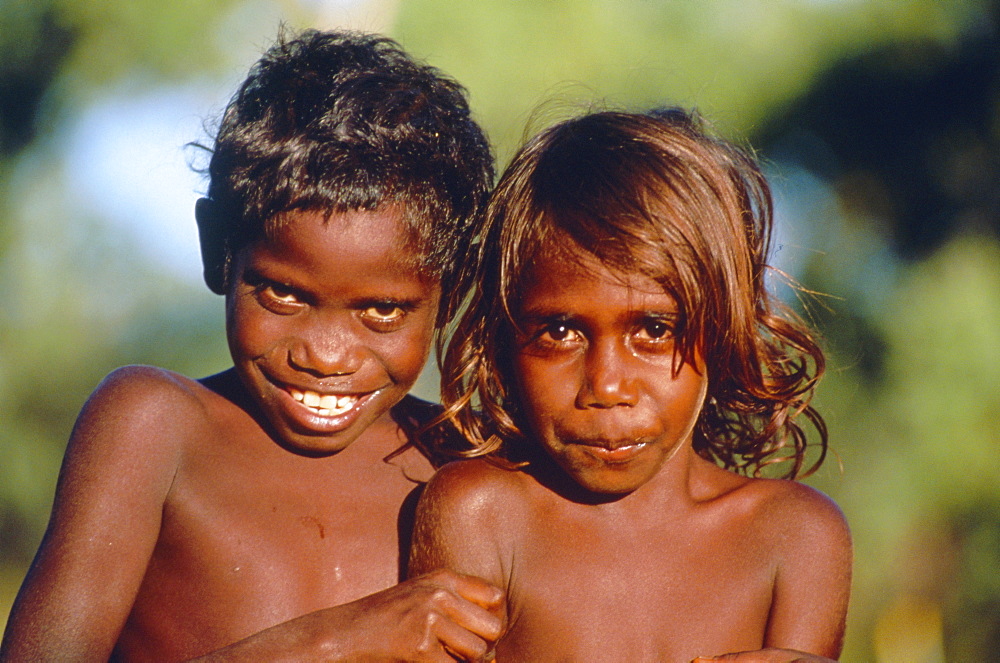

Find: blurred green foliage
[1,0,998,659]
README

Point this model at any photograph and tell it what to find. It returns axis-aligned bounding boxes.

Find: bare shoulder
[735,481,852,654]
[411,458,528,584]
[421,458,531,524]
[87,364,212,416]
[0,367,231,661]
[696,460,850,556]
[726,475,852,574]
[752,479,849,543]
[67,365,239,467]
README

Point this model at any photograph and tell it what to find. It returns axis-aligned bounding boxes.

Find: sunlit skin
[411,247,852,663]
[226,207,440,457]
[513,250,708,497]
[0,208,502,662]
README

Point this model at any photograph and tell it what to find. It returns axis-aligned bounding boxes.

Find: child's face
[512,247,708,495]
[226,206,440,456]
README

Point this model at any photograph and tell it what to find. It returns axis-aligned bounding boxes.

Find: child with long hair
[410,108,851,662]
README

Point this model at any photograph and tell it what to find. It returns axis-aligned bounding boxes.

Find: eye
[636,319,673,341]
[362,304,406,322]
[516,316,585,355]
[358,302,411,331]
[253,282,303,313]
[265,284,298,303]
[542,323,581,344]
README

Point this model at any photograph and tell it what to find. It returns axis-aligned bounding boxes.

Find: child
[1,29,504,661]
[410,109,852,662]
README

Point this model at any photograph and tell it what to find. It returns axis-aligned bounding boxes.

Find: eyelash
[538,322,581,344]
[358,302,412,331]
[252,281,302,313]
[527,318,678,351]
[247,276,414,330]
[635,318,676,342]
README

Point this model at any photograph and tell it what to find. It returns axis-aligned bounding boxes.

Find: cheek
[514,355,576,427]
[226,296,275,359]
[226,295,300,359]
[656,367,708,424]
[377,317,436,379]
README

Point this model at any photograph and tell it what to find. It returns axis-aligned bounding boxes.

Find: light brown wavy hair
[438,108,827,478]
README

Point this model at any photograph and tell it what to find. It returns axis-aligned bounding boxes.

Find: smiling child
[1,29,502,661]
[411,109,852,662]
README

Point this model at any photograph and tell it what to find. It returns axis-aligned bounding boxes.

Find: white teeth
[319,394,353,410]
[288,388,359,416]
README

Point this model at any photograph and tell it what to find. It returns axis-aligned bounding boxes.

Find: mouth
[286,387,361,417]
[582,441,648,463]
[563,436,652,464]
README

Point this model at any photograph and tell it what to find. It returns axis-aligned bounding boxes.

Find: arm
[763,484,852,658]
[409,460,514,656]
[0,366,188,661]
[409,460,510,589]
[700,483,852,663]
[189,571,503,662]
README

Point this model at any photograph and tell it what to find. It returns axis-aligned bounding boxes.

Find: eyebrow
[241,266,298,290]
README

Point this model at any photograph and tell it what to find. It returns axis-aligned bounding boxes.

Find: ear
[195,197,227,295]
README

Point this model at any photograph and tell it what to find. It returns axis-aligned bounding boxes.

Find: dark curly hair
[196,28,493,330]
[439,108,827,479]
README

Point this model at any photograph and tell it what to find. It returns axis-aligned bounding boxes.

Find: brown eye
[638,319,672,340]
[265,285,298,304]
[542,323,581,344]
[358,302,411,332]
[362,304,406,323]
[254,282,303,313]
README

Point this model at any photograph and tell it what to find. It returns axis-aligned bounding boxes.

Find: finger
[438,590,504,643]
[429,569,504,609]
[432,612,493,662]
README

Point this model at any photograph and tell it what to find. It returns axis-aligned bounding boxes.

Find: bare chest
[499,507,775,662]
[124,434,426,655]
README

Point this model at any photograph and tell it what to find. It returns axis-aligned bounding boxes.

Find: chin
[274,427,361,457]
[565,467,654,496]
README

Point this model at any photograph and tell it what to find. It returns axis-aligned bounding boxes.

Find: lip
[287,386,362,417]
[574,440,650,464]
[267,375,382,435]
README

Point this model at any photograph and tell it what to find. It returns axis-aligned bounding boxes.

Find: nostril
[287,341,362,378]
[579,349,639,408]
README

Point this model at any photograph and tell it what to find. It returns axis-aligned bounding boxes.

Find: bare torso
[100,368,433,661]
[412,450,851,663]
[497,471,771,661]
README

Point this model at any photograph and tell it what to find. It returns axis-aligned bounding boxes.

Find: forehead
[517,246,675,313]
[245,206,438,289]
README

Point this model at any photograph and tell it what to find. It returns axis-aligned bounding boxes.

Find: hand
[193,570,503,662]
[692,649,838,663]
[340,569,504,662]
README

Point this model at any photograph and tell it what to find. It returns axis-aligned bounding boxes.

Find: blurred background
[1,0,997,659]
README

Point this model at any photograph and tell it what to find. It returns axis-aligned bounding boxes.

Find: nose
[287,315,365,377]
[576,337,638,408]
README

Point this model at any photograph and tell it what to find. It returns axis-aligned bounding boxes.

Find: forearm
[187,609,352,662]
[192,574,502,663]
